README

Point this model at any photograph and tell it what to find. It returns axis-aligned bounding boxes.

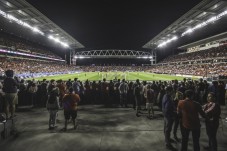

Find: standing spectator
[217,81,225,105]
[18,79,27,106]
[173,88,184,142]
[0,82,5,113]
[101,78,109,106]
[157,85,165,110]
[72,78,80,95]
[133,79,143,117]
[46,80,60,130]
[2,70,18,119]
[119,79,129,107]
[177,89,207,151]
[28,82,38,107]
[66,79,72,90]
[146,84,155,119]
[40,79,48,107]
[203,92,221,151]
[162,86,175,150]
[62,87,80,131]
[57,79,66,107]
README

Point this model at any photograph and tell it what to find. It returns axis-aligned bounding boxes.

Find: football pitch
[30,72,198,81]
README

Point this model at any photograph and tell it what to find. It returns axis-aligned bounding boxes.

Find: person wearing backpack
[46,80,60,130]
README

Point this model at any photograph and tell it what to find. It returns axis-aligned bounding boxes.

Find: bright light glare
[48,35,69,48]
[0,9,69,48]
[158,36,178,48]
[0,9,44,35]
[182,10,227,36]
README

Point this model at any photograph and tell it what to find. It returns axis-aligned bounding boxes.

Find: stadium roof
[143,0,227,49]
[178,31,227,50]
[0,0,84,49]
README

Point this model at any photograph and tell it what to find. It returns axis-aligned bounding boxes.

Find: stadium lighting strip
[74,56,90,59]
[182,10,227,36]
[137,56,153,59]
[158,36,178,48]
[0,9,69,48]
[48,35,69,48]
[0,49,65,62]
[157,10,227,48]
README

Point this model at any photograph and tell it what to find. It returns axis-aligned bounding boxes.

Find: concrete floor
[0,105,227,151]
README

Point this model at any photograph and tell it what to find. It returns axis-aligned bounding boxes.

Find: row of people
[160,44,227,63]
[0,32,61,59]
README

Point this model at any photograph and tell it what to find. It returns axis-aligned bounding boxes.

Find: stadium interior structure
[0,0,226,80]
[0,0,227,150]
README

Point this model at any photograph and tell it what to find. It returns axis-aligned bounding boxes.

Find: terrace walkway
[0,104,227,151]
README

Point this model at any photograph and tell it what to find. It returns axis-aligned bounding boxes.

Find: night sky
[26,0,203,50]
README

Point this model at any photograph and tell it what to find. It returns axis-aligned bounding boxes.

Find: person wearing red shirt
[177,89,207,151]
[62,87,80,131]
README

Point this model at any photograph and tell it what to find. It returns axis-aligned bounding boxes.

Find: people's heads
[69,87,74,93]
[136,79,139,83]
[212,81,218,86]
[5,70,14,78]
[147,84,151,89]
[103,78,106,82]
[122,79,125,82]
[165,86,173,94]
[50,79,56,86]
[177,91,184,100]
[184,89,194,100]
[20,79,25,83]
[207,92,215,102]
[74,78,78,82]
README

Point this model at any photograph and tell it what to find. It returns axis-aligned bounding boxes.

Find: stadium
[0,0,227,151]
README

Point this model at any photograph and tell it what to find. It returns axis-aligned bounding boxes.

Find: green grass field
[29,72,198,81]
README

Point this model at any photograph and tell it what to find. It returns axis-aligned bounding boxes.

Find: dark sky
[26,0,203,50]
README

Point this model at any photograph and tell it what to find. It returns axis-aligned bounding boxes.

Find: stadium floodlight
[182,10,227,37]
[32,27,40,33]
[0,9,44,35]
[48,35,69,48]
[157,36,178,48]
[74,56,90,59]
[0,9,69,48]
[59,42,69,48]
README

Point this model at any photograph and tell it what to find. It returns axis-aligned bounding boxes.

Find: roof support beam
[192,9,217,15]
[5,7,31,13]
